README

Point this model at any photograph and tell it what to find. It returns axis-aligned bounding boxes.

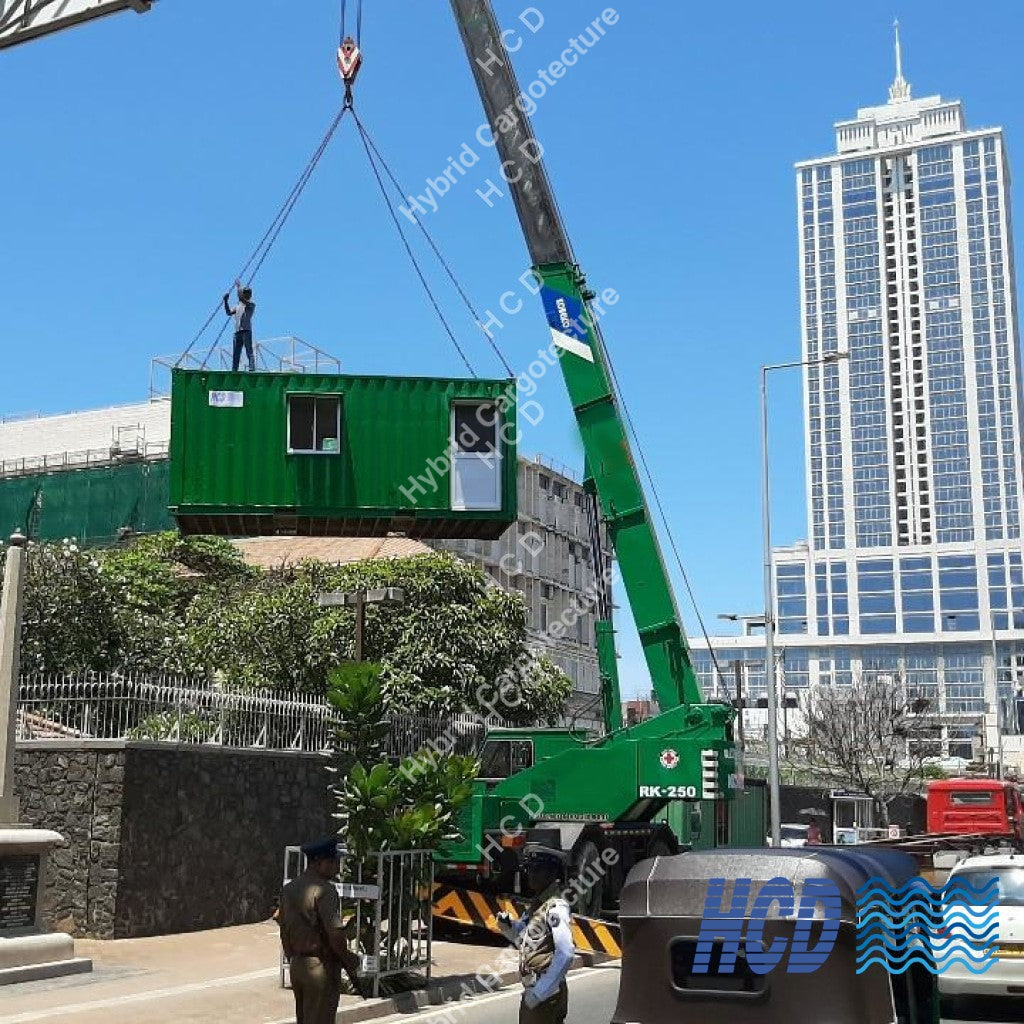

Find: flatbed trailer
[851,830,1021,884]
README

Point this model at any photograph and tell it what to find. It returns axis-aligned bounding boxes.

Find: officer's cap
[523,844,570,872]
[301,837,343,862]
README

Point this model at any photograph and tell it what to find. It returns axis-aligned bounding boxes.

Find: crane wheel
[570,839,605,917]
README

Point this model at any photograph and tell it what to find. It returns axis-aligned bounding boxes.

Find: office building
[694,38,1024,767]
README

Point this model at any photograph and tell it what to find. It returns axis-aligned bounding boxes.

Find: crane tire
[570,839,605,918]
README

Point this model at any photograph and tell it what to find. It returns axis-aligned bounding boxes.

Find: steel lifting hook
[337,36,362,106]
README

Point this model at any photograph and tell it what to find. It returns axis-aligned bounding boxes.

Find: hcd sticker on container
[209,391,244,408]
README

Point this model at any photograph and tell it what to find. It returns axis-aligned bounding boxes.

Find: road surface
[374,966,1020,1024]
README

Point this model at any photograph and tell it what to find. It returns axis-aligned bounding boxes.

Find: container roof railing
[150,335,342,398]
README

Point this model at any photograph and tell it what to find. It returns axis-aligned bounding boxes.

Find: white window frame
[450,401,502,511]
[286,393,342,456]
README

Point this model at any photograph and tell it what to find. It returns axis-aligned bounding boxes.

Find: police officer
[277,838,363,1024]
[496,845,575,1024]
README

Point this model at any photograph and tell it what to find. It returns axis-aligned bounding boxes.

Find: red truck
[926,777,1024,844]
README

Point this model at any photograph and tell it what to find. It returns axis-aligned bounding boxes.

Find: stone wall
[14,742,336,938]
[116,745,333,937]
[14,745,125,936]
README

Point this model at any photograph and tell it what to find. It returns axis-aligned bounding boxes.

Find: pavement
[373,965,620,1024]
[0,922,519,1024]
[372,966,1024,1024]
[0,923,1015,1024]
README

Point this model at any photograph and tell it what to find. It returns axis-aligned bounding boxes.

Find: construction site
[2,4,1023,1024]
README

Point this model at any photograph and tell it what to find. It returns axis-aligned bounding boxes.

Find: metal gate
[279,846,434,998]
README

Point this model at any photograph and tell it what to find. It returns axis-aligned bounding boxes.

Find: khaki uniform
[512,889,573,1024]
[278,868,353,1024]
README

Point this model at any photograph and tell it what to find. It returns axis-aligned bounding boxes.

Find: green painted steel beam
[535,263,704,710]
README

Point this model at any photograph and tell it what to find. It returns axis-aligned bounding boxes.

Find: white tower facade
[693,33,1024,771]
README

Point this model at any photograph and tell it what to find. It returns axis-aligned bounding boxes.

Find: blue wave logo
[856,877,998,975]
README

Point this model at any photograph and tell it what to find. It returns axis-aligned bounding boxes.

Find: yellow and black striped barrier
[431,883,622,959]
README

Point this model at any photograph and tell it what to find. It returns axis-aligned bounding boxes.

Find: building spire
[888,18,912,103]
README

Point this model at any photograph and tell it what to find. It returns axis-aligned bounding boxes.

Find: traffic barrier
[431,883,622,958]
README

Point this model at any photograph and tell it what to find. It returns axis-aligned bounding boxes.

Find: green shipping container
[169,369,518,539]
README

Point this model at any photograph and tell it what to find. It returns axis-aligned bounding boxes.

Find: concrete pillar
[0,532,27,825]
[0,535,92,983]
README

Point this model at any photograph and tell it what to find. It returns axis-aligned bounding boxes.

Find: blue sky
[2,1,1022,697]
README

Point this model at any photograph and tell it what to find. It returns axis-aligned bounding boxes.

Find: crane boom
[450,0,703,712]
[0,0,150,50]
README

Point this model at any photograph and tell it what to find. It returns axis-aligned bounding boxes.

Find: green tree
[325,663,478,991]
[188,553,571,721]
[325,662,477,858]
[20,539,118,674]
[101,533,254,673]
[15,536,571,725]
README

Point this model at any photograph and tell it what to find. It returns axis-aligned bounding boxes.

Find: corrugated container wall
[169,370,518,539]
[659,782,768,850]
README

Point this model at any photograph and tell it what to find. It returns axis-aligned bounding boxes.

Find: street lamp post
[990,613,1004,780]
[317,587,406,662]
[733,659,745,751]
[762,351,848,846]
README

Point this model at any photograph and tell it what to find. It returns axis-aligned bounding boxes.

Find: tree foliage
[323,663,477,995]
[21,539,118,674]
[13,535,571,722]
[786,674,934,825]
[325,663,477,858]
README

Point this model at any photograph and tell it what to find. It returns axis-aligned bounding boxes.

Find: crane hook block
[337,37,363,85]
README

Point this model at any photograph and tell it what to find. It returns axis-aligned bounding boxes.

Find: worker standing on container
[496,845,574,1023]
[223,278,256,371]
[277,838,363,1023]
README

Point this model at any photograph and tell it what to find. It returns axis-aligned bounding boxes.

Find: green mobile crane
[437,0,739,915]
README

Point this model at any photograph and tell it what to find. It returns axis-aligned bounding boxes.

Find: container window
[453,403,497,454]
[288,395,341,454]
[451,402,502,511]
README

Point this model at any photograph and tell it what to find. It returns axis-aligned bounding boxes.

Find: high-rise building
[694,33,1024,769]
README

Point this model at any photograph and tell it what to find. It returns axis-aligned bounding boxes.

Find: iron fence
[17,673,494,758]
